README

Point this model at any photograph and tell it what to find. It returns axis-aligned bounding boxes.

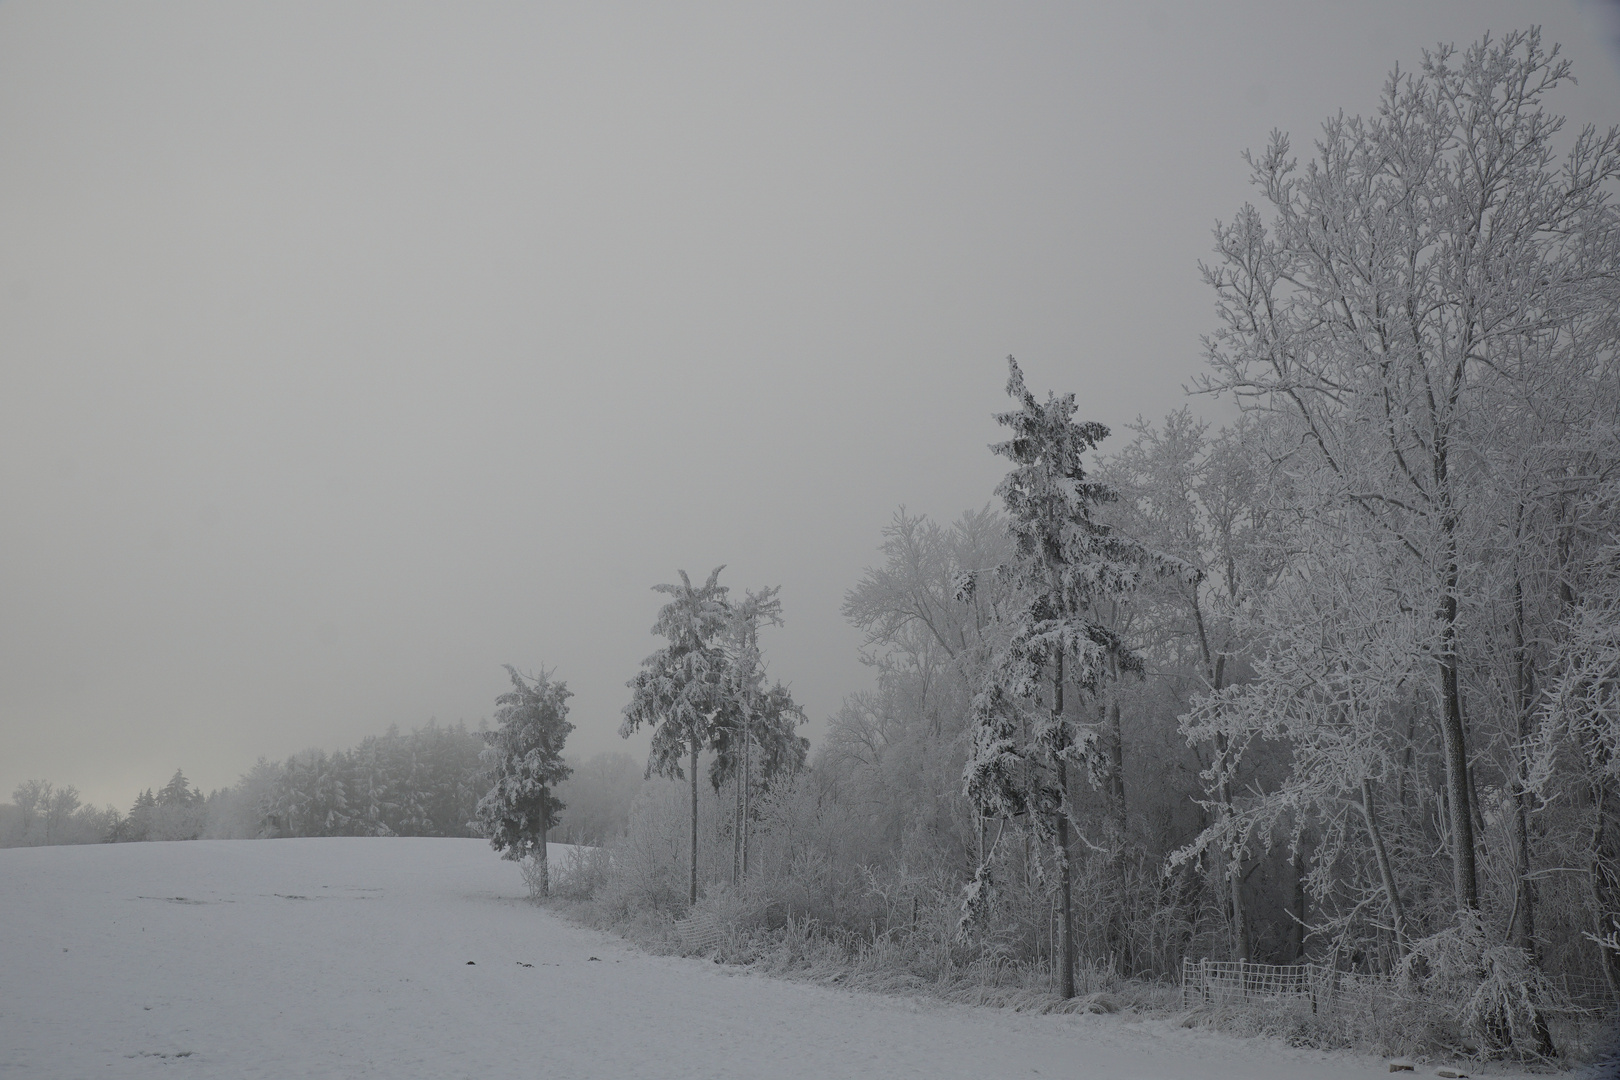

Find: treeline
[2,724,644,847]
[0,779,121,847]
[555,31,1620,1062]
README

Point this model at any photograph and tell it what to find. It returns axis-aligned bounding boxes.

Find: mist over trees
[540,29,1618,1062]
[4,24,1615,1064]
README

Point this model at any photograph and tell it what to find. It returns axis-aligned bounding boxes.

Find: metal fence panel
[1181,957,1618,1018]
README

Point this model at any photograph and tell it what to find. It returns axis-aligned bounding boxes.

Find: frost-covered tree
[960,356,1158,998]
[157,770,200,808]
[477,665,574,896]
[1179,531,1426,962]
[1199,29,1620,916]
[1534,478,1620,996]
[124,788,156,842]
[622,567,732,905]
[710,587,808,880]
[819,508,1013,908]
[149,769,208,840]
[11,780,47,845]
[42,784,80,846]
[1100,411,1294,962]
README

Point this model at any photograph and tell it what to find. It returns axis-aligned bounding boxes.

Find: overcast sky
[3,2,1617,809]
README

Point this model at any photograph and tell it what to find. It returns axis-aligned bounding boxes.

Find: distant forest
[1,722,643,849]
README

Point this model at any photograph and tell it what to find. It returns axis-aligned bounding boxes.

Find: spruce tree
[476,666,574,895]
[960,356,1156,998]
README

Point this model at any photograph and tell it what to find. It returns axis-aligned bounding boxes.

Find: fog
[3,1,1616,808]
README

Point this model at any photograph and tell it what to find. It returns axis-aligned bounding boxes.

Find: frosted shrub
[1398,911,1559,1059]
[596,781,689,918]
[550,844,612,901]
[518,854,550,902]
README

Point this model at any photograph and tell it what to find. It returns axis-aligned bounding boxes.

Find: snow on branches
[958,358,1164,990]
[477,665,575,894]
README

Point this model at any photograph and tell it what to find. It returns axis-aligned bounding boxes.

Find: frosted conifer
[476,665,574,896]
[959,356,1159,998]
[621,567,732,906]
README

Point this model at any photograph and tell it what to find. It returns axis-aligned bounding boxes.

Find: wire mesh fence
[1180,958,1335,1012]
[677,910,725,954]
[1180,958,1617,1018]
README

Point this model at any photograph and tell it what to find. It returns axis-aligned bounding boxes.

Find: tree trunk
[1359,778,1406,955]
[1591,778,1620,1002]
[1057,800,1075,999]
[1511,568,1537,954]
[1108,696,1126,832]
[1290,840,1307,960]
[538,806,550,897]
[1226,819,1250,962]
[1055,650,1075,1000]
[1507,570,1555,1061]
[741,713,751,878]
[1439,527,1480,911]
[690,738,700,907]
[1220,745,1250,963]
[741,629,754,880]
[1193,602,1248,961]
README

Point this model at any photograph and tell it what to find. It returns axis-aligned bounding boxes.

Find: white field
[1,838,1528,1079]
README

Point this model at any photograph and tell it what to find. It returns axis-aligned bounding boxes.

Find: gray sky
[3,2,1617,809]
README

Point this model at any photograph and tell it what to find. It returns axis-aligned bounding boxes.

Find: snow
[0,838,1532,1079]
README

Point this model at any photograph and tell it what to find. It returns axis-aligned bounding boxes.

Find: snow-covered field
[1,838,1531,1079]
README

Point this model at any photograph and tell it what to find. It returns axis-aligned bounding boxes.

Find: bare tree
[1199,30,1620,913]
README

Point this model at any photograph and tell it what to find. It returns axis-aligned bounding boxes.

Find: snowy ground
[1,838,1536,1079]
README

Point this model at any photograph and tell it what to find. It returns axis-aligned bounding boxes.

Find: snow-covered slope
[1,838,1519,1078]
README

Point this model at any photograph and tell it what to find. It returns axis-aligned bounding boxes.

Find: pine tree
[959,356,1158,998]
[710,587,808,881]
[622,567,732,906]
[157,770,193,807]
[476,666,574,895]
[126,789,156,842]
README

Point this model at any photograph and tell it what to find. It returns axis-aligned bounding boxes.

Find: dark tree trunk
[1108,697,1126,831]
[690,738,699,907]
[741,718,751,878]
[1055,650,1075,1000]
[1290,840,1308,960]
[1360,778,1406,956]
[1438,510,1479,911]
[741,636,754,879]
[1511,569,1537,954]
[1057,802,1075,999]
[1194,604,1249,961]
[1591,779,1620,1003]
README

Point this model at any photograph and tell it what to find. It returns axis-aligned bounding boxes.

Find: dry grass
[543,872,1182,1021]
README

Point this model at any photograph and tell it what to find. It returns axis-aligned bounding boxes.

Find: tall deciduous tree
[477,665,574,896]
[1103,411,1284,962]
[1535,476,1620,996]
[1198,30,1620,914]
[12,780,47,844]
[622,567,733,906]
[960,357,1157,998]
